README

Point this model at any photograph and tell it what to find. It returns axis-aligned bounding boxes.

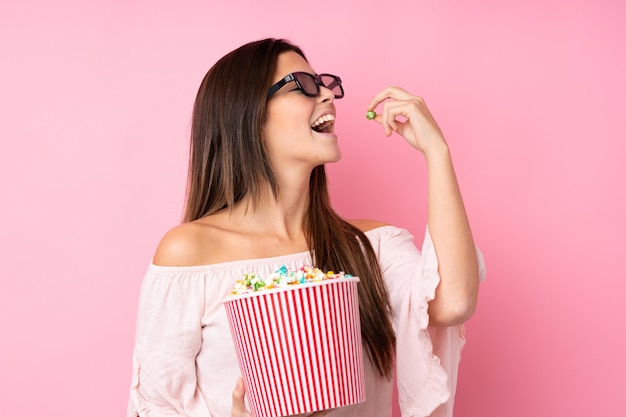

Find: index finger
[366,85,416,111]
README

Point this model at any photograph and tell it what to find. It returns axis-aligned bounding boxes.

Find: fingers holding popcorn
[366,86,447,155]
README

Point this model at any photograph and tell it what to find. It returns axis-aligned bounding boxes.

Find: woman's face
[262,51,341,175]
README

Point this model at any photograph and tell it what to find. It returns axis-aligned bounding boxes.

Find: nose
[317,84,335,103]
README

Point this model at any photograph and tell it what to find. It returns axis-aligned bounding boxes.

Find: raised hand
[367,86,448,157]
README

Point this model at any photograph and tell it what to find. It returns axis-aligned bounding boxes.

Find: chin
[314,151,341,168]
[324,155,342,166]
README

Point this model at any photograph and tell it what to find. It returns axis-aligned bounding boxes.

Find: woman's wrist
[422,140,451,165]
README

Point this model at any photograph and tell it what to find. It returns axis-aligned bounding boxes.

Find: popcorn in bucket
[223,266,366,417]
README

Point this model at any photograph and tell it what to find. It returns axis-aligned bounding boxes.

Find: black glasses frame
[267,72,344,99]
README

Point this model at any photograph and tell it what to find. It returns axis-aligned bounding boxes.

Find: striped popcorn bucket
[223,277,365,417]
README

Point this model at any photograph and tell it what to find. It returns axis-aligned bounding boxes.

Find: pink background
[1,1,624,416]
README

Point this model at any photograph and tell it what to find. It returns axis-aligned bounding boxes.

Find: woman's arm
[367,86,480,326]
[129,265,207,416]
[422,145,479,326]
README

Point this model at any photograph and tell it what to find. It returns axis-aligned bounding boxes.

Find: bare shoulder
[348,219,390,233]
[152,221,215,267]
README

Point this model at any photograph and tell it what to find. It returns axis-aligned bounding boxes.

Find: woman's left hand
[368,86,480,327]
[367,86,448,157]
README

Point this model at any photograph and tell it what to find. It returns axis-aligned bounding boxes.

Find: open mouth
[311,114,335,133]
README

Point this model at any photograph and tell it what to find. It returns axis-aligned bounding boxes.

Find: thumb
[231,377,250,416]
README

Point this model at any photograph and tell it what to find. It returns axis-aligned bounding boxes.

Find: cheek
[265,105,311,138]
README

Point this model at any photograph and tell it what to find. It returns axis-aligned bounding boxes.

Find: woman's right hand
[231,378,252,417]
[231,377,334,417]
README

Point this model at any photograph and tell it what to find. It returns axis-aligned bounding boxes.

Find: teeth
[311,114,335,129]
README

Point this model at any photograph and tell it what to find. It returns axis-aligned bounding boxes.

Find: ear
[259,127,267,144]
[259,114,270,144]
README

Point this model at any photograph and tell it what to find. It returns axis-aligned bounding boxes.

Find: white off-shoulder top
[127,225,486,417]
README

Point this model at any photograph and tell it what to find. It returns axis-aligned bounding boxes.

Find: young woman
[127,38,485,417]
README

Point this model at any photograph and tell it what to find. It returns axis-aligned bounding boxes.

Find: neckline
[149,225,395,272]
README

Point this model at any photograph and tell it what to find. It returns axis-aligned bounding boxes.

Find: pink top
[127,225,486,417]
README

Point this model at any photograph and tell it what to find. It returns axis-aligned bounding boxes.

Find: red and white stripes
[224,278,365,417]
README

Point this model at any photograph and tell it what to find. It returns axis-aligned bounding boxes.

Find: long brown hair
[184,38,396,378]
